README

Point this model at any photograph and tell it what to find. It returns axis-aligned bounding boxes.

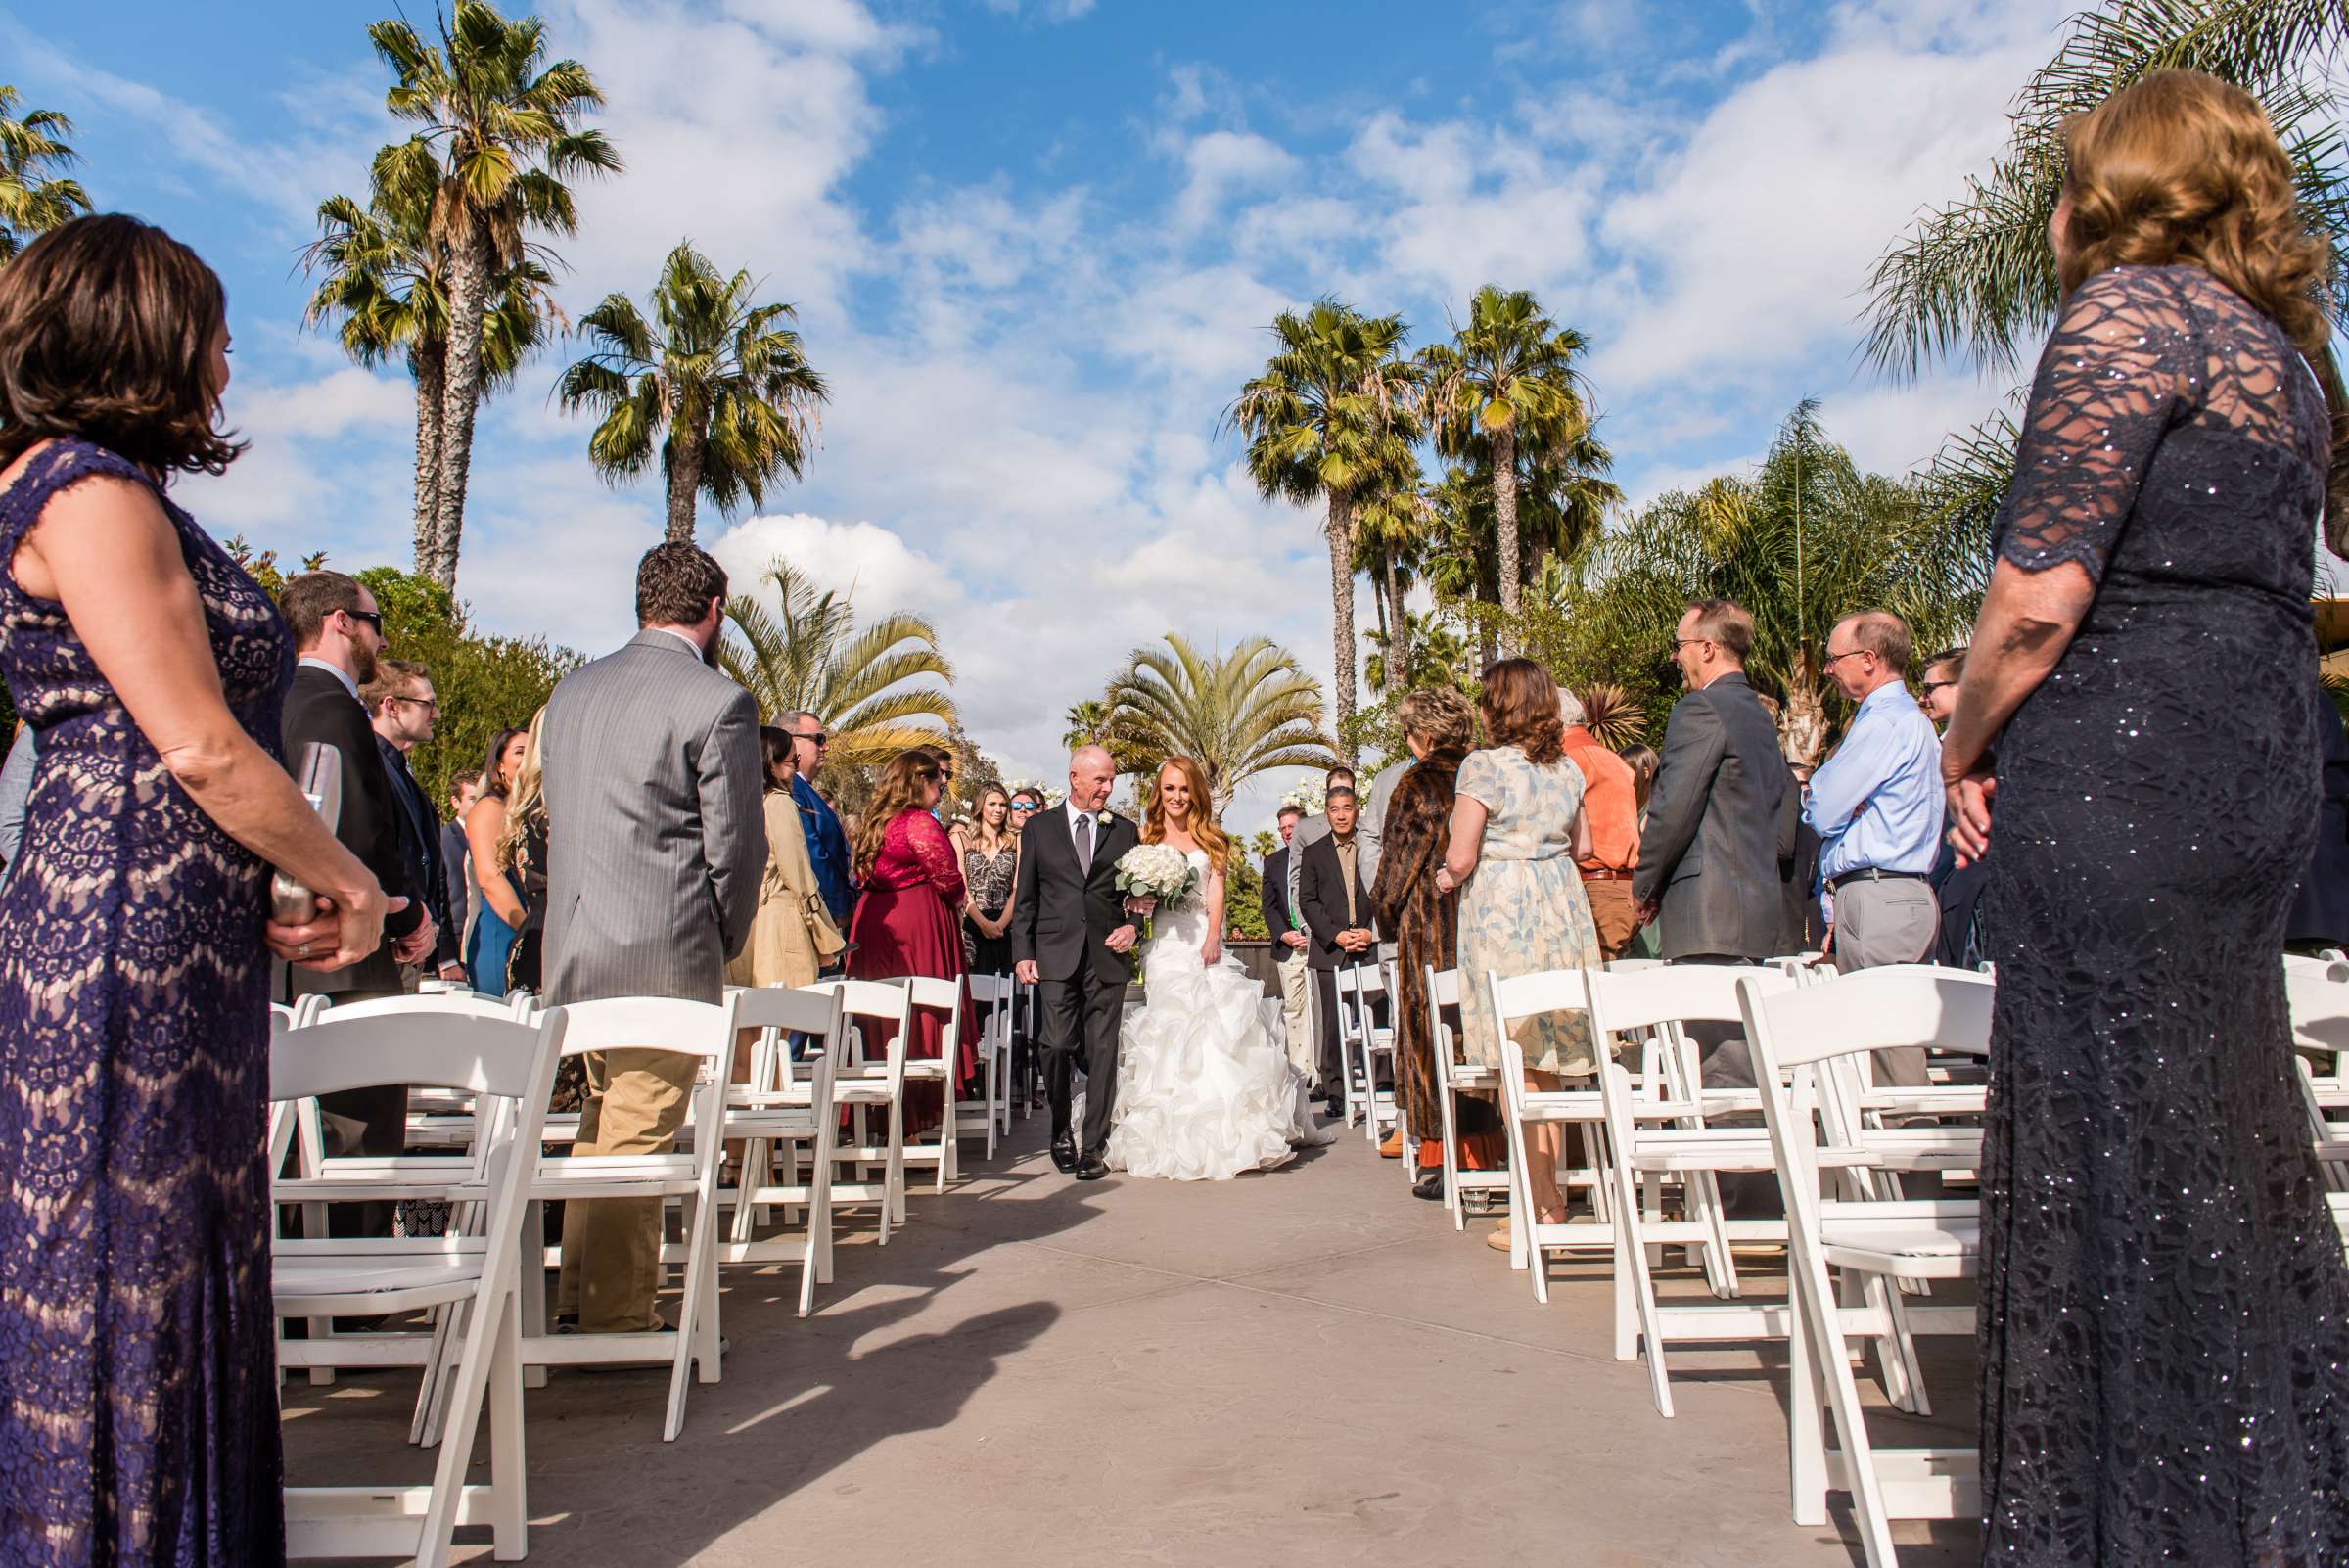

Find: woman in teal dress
[1438,659,1603,1250]
[464,723,529,995]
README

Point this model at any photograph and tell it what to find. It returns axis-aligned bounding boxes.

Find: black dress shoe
[1075,1149,1110,1181]
[1411,1172,1445,1202]
[1049,1135,1079,1174]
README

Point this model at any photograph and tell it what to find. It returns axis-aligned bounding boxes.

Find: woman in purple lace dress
[0,216,391,1567]
[1940,74,2349,1565]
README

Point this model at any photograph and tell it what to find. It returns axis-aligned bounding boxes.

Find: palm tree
[301,172,560,575]
[718,558,957,774]
[1351,453,1430,678]
[0,87,88,261]
[557,240,828,544]
[1364,610,1470,696]
[1865,0,2349,540]
[1572,402,1989,763]
[370,1,621,587]
[1062,699,1111,752]
[1227,300,1424,764]
[1420,286,1599,644]
[1101,633,1335,812]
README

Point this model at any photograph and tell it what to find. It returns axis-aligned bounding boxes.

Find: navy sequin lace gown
[0,440,290,1565]
[1978,265,2349,1564]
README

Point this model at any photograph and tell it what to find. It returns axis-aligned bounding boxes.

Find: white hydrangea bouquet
[1006,777,1067,807]
[1114,842,1199,938]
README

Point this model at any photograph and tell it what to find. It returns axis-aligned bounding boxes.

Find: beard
[351,640,379,686]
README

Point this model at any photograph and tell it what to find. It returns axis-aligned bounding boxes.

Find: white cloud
[978,0,1098,23]
[1172,130,1299,233]
[708,512,959,620]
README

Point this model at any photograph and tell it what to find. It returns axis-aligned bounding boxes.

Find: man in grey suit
[543,542,765,1334]
[1634,597,1798,965]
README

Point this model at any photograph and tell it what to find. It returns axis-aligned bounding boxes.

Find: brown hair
[1618,743,1660,809]
[281,570,367,652]
[1397,685,1476,755]
[0,214,243,475]
[479,725,527,801]
[2059,69,2331,357]
[1478,658,1564,765]
[1684,598,1754,661]
[360,656,428,715]
[758,724,798,794]
[1924,646,1968,682]
[634,541,728,628]
[852,749,944,879]
[1142,755,1231,866]
[448,767,483,805]
[969,783,1016,855]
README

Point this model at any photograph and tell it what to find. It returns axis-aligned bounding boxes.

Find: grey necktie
[1075,812,1093,873]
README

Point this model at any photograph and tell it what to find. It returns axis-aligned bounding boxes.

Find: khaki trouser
[1583,877,1639,962]
[555,1048,697,1332]
[1276,947,1314,1080]
[1832,875,1942,1088]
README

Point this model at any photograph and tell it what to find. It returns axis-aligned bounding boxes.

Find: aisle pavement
[282,1116,1980,1566]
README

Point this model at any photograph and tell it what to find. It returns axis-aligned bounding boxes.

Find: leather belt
[1578,866,1635,882]
[1826,867,1929,894]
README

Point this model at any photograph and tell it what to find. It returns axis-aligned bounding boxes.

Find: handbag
[805,891,848,960]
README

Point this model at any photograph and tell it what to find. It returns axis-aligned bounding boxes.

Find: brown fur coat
[1369,746,1467,1143]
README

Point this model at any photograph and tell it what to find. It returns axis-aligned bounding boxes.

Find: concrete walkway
[284,1120,1982,1567]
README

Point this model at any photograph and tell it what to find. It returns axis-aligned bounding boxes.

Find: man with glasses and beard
[364,656,466,984]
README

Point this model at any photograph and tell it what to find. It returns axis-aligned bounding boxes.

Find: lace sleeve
[903,810,968,905]
[1994,268,2198,582]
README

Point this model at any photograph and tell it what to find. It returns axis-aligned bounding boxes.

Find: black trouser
[1039,959,1128,1153]
[1670,953,1778,1218]
[1313,955,1388,1098]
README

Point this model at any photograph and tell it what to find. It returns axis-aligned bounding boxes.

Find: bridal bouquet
[1115,843,1198,938]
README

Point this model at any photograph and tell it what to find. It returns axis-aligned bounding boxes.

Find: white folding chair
[1345,963,1401,1148]
[806,978,915,1238]
[521,993,741,1442]
[1426,967,1509,1228]
[272,1004,564,1566]
[967,973,1015,1154]
[1742,965,1994,1565]
[1485,967,1615,1300]
[714,983,847,1317]
[896,976,967,1191]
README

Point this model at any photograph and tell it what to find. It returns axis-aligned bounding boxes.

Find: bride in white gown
[1105,756,1337,1181]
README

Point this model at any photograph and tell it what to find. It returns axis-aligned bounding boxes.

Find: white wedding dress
[1105,848,1337,1181]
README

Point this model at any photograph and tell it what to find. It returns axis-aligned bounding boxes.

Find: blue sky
[8,0,2072,827]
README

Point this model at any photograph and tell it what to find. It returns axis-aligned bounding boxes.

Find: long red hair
[1142,755,1230,866]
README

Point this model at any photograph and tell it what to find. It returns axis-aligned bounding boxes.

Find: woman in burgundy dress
[848,749,976,1133]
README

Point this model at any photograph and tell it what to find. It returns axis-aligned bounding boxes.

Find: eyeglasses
[346,608,384,634]
[1820,647,1868,669]
[1919,679,1958,697]
[1668,636,1709,655]
[392,693,439,712]
[1010,802,1038,813]
[795,730,829,748]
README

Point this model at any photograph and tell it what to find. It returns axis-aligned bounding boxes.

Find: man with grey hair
[1806,609,1944,1084]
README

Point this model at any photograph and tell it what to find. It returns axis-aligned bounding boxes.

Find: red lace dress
[847,808,976,1132]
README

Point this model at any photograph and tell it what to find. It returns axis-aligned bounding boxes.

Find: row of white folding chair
[270,1000,565,1565]
[1426,967,1511,1228]
[1340,962,1400,1145]
[710,983,850,1317]
[967,973,1016,1155]
[1743,965,1994,1568]
[1488,967,1620,1297]
[814,977,916,1237]
[894,977,967,1190]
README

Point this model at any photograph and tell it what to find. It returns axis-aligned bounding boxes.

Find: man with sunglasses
[365,657,466,983]
[784,711,853,934]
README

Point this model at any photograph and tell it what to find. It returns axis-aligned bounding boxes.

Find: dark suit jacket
[440,818,472,965]
[375,733,455,971]
[1784,811,1827,953]
[1261,846,1294,940]
[1632,671,1797,961]
[1009,806,1137,983]
[1296,832,1371,970]
[281,664,426,997]
[2290,676,2349,945]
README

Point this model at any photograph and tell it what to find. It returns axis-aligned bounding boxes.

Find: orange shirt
[1563,725,1640,874]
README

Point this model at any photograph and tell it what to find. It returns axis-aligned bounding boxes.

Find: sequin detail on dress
[0,438,292,1566]
[1978,266,2349,1566]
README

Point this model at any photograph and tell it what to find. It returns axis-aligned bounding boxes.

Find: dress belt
[1578,866,1635,882]
[1826,866,1929,894]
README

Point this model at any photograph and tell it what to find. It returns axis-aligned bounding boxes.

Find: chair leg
[415,1282,510,1568]
[888,1100,908,1226]
[1438,1076,1464,1229]
[487,1285,528,1560]
[663,1200,714,1442]
[1787,1275,1829,1527]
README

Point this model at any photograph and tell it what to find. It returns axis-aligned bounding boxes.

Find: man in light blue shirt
[1805,611,1945,1084]
[0,723,34,880]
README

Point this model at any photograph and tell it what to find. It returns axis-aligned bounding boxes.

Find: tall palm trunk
[433,228,493,591]
[1492,423,1521,653]
[410,338,445,578]
[1782,650,1828,767]
[666,420,704,544]
[1325,490,1359,766]
[1381,552,1409,688]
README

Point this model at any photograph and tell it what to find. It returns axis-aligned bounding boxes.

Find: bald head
[1068,745,1115,812]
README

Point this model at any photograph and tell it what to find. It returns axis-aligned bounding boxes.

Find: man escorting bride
[1103,755,1334,1181]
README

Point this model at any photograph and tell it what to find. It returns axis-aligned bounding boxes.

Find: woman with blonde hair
[1935,69,2349,1564]
[463,721,530,996]
[959,783,1020,975]
[1105,755,1334,1180]
[493,710,550,997]
[847,748,973,1133]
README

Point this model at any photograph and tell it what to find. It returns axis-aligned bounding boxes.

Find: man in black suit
[1296,784,1380,1111]
[1262,805,1313,1081]
[440,768,481,970]
[364,657,465,983]
[1011,745,1141,1180]
[279,573,433,1216]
